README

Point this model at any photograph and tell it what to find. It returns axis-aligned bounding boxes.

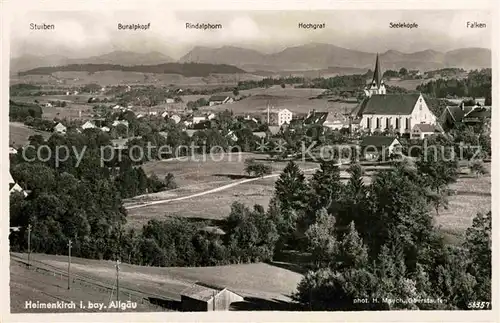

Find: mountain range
[11,44,491,75]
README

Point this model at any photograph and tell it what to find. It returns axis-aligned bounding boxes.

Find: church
[351,54,439,137]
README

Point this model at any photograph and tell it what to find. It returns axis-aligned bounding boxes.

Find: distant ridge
[17,63,246,77]
[179,44,491,72]
[11,45,491,75]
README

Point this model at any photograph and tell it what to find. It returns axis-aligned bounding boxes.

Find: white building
[355,93,437,135]
[207,113,216,120]
[112,120,129,128]
[208,95,234,106]
[54,122,67,134]
[363,53,386,97]
[165,98,175,104]
[9,147,18,155]
[411,123,442,139]
[170,114,181,124]
[352,55,437,136]
[101,126,110,132]
[81,121,96,130]
[277,109,293,126]
[193,115,206,125]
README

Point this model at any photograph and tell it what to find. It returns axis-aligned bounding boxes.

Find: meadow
[9,122,51,147]
[11,252,302,312]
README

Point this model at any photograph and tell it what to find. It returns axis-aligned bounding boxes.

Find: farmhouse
[53,122,67,134]
[209,95,234,106]
[352,55,437,136]
[411,123,443,139]
[112,120,129,128]
[439,104,491,132]
[180,283,244,311]
[192,112,207,125]
[304,110,349,130]
[9,146,18,155]
[165,98,175,104]
[359,136,401,161]
[81,121,96,130]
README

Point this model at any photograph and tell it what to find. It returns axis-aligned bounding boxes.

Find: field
[128,153,490,246]
[200,86,357,115]
[11,71,264,87]
[385,78,425,91]
[9,122,51,147]
[11,252,303,312]
[434,164,491,245]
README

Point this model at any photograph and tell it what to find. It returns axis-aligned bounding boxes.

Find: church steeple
[364,53,386,97]
[372,53,382,88]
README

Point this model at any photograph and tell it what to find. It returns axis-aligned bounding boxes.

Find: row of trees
[417,69,492,101]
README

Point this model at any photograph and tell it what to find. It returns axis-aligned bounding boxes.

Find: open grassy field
[434,165,491,245]
[385,78,425,91]
[200,92,357,115]
[9,122,52,147]
[11,252,302,312]
[10,256,163,313]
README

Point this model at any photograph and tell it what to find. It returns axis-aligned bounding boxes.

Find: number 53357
[467,301,491,309]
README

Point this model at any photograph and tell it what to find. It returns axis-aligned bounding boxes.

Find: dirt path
[125,168,319,210]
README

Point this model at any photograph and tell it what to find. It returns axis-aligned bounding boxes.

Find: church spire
[372,53,382,87]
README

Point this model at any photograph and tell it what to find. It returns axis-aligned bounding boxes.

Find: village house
[9,173,27,197]
[439,103,491,132]
[112,120,129,128]
[207,112,216,120]
[53,122,67,134]
[101,126,110,132]
[81,121,96,130]
[304,110,349,130]
[165,98,175,104]
[359,136,401,161]
[192,112,207,125]
[9,146,18,155]
[180,283,244,311]
[411,123,443,139]
[209,95,234,106]
[170,114,181,124]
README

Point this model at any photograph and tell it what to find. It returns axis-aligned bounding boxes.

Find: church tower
[364,53,386,97]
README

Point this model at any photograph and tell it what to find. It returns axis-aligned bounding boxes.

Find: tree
[274,161,309,212]
[281,83,286,89]
[232,88,239,96]
[399,67,408,76]
[164,173,178,189]
[469,160,488,177]
[305,208,338,268]
[464,212,491,302]
[244,158,272,178]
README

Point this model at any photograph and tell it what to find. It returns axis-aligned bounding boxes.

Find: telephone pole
[115,259,120,302]
[27,224,32,268]
[67,239,72,290]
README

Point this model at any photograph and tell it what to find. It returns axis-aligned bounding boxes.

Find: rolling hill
[12,45,491,76]
[17,62,246,78]
[179,43,491,72]
[10,51,175,74]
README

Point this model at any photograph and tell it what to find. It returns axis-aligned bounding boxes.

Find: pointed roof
[372,54,382,88]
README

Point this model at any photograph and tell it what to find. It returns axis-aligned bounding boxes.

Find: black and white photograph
[4,3,495,319]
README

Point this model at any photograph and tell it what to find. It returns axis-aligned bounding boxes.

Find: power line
[27,224,32,269]
[67,239,72,290]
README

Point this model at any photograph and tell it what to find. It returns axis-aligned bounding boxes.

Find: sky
[10,10,491,59]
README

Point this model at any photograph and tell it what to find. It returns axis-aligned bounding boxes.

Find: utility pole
[27,224,32,268]
[67,239,72,290]
[115,259,120,302]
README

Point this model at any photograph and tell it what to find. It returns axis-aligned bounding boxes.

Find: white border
[1,0,498,322]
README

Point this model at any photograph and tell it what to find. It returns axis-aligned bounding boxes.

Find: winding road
[125,168,320,210]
